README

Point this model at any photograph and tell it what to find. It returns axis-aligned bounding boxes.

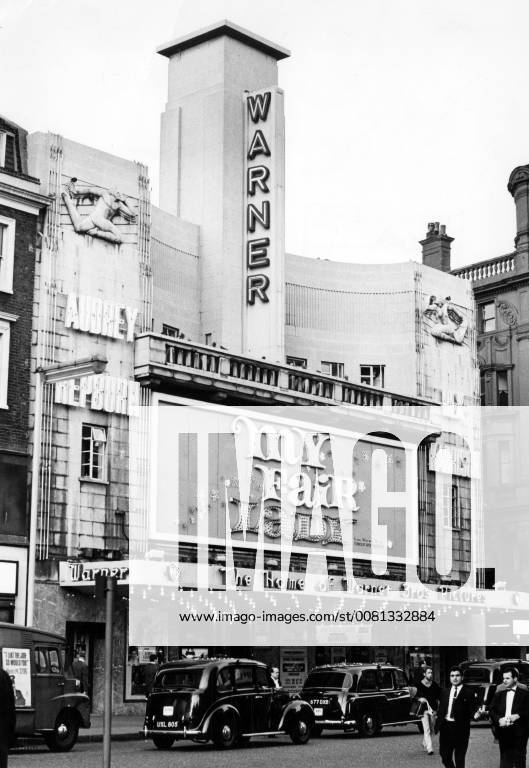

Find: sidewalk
[79,714,145,743]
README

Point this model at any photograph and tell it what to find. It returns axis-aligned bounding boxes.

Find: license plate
[314,708,323,716]
[163,706,174,716]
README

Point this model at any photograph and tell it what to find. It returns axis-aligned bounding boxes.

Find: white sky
[1,0,528,267]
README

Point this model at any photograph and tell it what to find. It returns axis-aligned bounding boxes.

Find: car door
[33,646,64,729]
[233,664,255,734]
[376,668,399,723]
[253,666,274,731]
[390,669,413,722]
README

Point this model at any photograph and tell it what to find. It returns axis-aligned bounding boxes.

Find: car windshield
[303,671,349,689]
[463,667,492,684]
[156,668,206,690]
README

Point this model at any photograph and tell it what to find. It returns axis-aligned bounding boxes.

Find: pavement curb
[78,732,144,743]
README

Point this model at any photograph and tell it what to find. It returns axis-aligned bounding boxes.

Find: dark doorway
[65,621,105,711]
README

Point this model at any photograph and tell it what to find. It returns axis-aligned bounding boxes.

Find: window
[0,132,18,172]
[360,365,385,388]
[234,665,254,690]
[204,333,213,345]
[480,302,496,333]
[358,669,377,692]
[255,666,273,689]
[216,668,233,693]
[378,669,394,690]
[48,648,61,675]
[162,323,180,338]
[0,216,15,294]
[286,356,307,369]
[451,482,461,530]
[393,669,408,689]
[81,424,107,481]
[321,361,344,378]
[34,648,48,673]
[497,370,509,406]
[158,669,205,689]
[0,318,12,409]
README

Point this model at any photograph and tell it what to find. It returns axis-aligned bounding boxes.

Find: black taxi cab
[0,622,90,751]
[300,663,419,737]
[144,658,315,749]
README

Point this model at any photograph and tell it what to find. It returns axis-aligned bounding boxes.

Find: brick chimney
[420,222,453,272]
[508,165,529,266]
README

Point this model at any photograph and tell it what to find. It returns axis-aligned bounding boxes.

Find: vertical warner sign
[243,87,285,361]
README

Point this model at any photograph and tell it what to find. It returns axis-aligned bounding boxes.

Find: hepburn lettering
[54,374,140,416]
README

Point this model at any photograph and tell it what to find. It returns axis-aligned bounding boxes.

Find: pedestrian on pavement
[489,666,529,768]
[0,666,16,768]
[416,666,441,755]
[71,651,89,694]
[271,667,281,689]
[143,654,159,697]
[434,666,480,768]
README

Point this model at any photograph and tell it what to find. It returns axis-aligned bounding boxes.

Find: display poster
[280,647,308,692]
[2,648,31,707]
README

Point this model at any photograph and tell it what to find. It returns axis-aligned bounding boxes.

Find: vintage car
[300,663,419,737]
[461,659,529,715]
[0,622,91,751]
[143,658,315,749]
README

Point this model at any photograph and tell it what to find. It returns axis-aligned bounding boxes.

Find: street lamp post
[26,354,108,625]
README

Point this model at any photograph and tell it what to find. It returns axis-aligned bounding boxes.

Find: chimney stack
[420,222,453,272]
[508,165,529,266]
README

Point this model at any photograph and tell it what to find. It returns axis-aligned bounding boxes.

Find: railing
[165,343,221,374]
[135,334,433,412]
[452,253,516,282]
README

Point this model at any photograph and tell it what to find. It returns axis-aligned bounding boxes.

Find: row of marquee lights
[245,90,274,305]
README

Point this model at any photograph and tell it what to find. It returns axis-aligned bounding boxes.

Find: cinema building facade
[22,22,501,715]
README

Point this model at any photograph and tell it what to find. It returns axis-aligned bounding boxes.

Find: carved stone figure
[424,295,468,345]
[62,178,137,244]
[497,300,518,328]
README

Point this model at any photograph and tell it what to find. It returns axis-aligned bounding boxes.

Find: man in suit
[143,654,159,697]
[0,666,16,768]
[71,652,89,695]
[435,666,479,768]
[489,666,529,768]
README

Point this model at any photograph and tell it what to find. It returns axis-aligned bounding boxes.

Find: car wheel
[212,715,239,749]
[289,714,311,744]
[311,725,323,738]
[152,734,175,750]
[358,713,381,738]
[44,712,79,752]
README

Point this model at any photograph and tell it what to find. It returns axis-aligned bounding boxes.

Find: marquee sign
[243,87,285,360]
[54,374,140,416]
[59,560,130,587]
[64,292,138,342]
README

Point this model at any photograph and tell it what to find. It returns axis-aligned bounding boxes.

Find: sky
[1,0,528,268]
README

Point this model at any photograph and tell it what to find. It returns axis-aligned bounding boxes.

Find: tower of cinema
[8,21,489,714]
